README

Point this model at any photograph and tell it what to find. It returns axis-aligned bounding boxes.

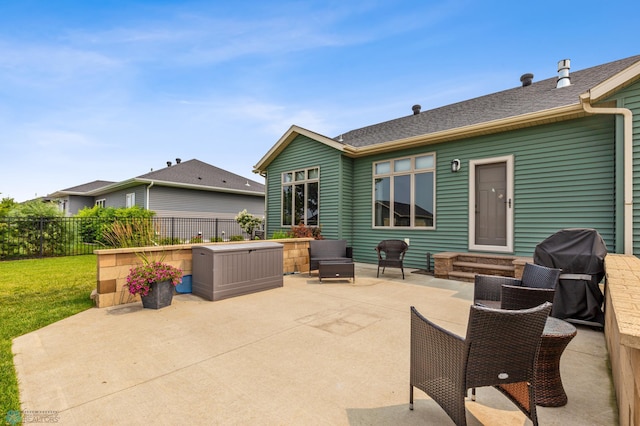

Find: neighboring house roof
[133,159,264,195]
[254,55,640,173]
[48,180,116,198]
[49,159,264,198]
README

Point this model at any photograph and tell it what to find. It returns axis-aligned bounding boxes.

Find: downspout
[580,96,634,254]
[146,181,154,210]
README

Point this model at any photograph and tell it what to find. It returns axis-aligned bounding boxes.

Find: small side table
[535,317,577,407]
[318,261,355,282]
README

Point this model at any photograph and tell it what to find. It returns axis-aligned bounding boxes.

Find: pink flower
[125,261,182,296]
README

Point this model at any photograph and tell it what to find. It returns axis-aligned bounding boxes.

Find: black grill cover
[533,228,607,326]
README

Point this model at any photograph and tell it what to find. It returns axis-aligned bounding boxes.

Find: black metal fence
[0,217,257,260]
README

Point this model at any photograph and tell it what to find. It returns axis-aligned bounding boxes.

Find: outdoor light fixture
[451,159,461,173]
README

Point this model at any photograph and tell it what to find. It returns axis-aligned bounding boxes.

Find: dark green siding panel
[513,117,615,255]
[264,135,351,242]
[350,115,617,268]
[339,155,355,243]
[611,81,640,254]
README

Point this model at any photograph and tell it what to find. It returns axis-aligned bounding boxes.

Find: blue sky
[1,1,638,202]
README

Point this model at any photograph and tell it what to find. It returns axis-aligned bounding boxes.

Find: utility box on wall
[191,242,284,301]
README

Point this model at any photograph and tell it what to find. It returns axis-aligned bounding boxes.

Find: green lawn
[0,255,96,421]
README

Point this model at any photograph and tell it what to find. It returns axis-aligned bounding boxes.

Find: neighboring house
[43,180,116,214]
[49,159,265,219]
[254,55,640,268]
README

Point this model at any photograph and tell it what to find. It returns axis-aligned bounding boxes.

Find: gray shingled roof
[136,159,264,194]
[60,180,116,193]
[338,55,640,148]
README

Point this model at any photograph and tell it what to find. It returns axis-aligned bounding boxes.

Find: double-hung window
[282,167,319,226]
[373,154,435,228]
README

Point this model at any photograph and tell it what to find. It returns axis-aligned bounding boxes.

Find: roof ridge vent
[412,104,421,115]
[556,59,571,88]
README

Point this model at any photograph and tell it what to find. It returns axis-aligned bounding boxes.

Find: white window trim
[95,199,106,208]
[372,153,436,229]
[468,155,514,253]
[281,166,320,227]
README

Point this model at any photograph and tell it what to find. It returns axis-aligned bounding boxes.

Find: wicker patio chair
[473,263,562,309]
[501,285,556,310]
[410,302,552,426]
[473,275,513,309]
[375,239,409,279]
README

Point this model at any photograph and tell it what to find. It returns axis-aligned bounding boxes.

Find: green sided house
[253,55,640,271]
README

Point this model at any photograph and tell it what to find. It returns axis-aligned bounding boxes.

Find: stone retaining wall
[93,238,313,308]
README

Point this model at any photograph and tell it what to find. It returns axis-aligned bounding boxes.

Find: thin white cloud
[29,129,98,149]
[49,2,453,68]
[0,41,119,71]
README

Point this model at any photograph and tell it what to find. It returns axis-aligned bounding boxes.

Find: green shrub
[230,235,244,241]
[76,206,117,244]
[76,206,156,246]
[0,197,17,218]
[235,209,263,237]
[0,200,71,258]
[158,237,182,246]
[210,237,223,242]
[270,229,291,239]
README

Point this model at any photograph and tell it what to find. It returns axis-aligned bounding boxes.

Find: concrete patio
[12,263,616,425]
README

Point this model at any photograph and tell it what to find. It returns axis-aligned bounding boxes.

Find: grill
[534,228,607,327]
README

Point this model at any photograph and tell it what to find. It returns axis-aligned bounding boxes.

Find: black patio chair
[375,239,409,279]
[410,302,552,426]
[473,263,562,310]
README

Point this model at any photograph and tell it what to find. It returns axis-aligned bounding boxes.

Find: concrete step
[447,271,476,282]
[434,252,526,282]
[452,261,514,272]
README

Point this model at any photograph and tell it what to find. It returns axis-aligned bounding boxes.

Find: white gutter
[146,181,154,210]
[580,96,634,254]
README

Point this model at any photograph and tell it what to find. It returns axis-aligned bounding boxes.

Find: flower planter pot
[140,280,174,309]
